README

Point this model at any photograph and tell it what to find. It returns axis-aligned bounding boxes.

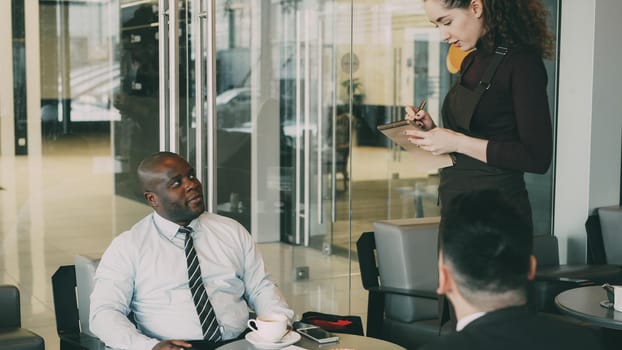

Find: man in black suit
[421,190,603,350]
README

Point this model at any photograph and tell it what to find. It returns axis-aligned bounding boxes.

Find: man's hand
[153,340,192,350]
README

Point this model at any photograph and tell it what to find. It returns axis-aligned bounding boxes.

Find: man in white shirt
[420,189,602,350]
[90,152,293,350]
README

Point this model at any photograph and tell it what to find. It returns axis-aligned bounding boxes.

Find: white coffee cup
[614,285,622,312]
[247,313,288,342]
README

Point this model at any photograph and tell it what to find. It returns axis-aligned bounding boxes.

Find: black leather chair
[586,206,622,265]
[52,265,105,350]
[0,285,45,350]
[52,261,226,350]
[357,217,442,349]
[532,235,622,313]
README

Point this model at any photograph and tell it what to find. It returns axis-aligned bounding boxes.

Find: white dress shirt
[456,311,487,331]
[89,212,293,350]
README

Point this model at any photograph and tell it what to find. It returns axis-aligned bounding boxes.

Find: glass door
[114,0,203,202]
[331,2,446,256]
[384,28,450,221]
[195,0,349,252]
[114,0,161,202]
[113,0,202,207]
[191,0,357,316]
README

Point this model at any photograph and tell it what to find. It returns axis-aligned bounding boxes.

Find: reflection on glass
[348,1,558,242]
[113,1,160,201]
[206,0,561,257]
[212,0,349,246]
[347,2,445,254]
[40,1,122,136]
[206,9,377,320]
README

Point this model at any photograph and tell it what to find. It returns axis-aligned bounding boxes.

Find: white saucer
[245,331,301,349]
[600,300,614,309]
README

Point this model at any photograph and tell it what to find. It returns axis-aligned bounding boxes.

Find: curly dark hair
[434,0,554,58]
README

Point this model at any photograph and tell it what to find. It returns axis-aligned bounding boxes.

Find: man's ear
[144,191,158,208]
[437,254,453,296]
[470,0,484,18]
[527,255,537,281]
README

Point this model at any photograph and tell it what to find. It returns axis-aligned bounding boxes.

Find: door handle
[158,0,170,150]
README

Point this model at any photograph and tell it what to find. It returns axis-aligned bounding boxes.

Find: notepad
[377,120,454,172]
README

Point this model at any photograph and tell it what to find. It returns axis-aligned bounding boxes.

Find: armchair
[52,256,105,350]
[0,285,45,350]
[532,235,622,313]
[594,206,622,265]
[357,217,442,349]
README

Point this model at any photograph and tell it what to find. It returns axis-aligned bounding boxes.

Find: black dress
[438,46,553,229]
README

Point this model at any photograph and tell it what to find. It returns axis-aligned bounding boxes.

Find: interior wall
[555,0,622,264]
[590,0,622,210]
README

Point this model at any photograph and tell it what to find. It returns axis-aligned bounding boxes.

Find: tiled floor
[0,135,369,350]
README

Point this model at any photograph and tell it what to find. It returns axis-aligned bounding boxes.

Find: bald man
[90,152,293,350]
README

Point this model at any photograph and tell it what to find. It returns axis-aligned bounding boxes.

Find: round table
[216,333,406,350]
[555,285,622,330]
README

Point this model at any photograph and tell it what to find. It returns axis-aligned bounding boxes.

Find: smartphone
[294,324,339,344]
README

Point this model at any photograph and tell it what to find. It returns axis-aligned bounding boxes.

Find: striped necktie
[179,226,221,341]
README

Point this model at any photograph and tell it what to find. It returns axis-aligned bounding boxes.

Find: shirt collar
[152,211,199,239]
[456,311,486,332]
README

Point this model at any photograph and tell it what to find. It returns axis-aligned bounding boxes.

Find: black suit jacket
[420,305,603,350]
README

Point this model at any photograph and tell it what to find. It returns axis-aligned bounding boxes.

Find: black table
[216,333,406,350]
[555,285,622,330]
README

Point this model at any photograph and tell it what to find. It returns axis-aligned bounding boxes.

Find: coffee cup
[247,313,288,342]
[614,285,622,312]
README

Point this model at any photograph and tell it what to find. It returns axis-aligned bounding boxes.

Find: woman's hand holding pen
[405,101,461,156]
[405,102,435,131]
[403,100,484,159]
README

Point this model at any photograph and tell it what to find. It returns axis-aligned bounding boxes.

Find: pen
[412,100,427,129]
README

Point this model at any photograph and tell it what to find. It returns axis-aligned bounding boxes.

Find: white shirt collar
[456,311,487,331]
[152,211,199,239]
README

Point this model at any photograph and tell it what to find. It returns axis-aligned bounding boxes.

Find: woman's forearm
[456,134,488,163]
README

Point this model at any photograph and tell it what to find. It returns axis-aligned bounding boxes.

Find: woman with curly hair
[405,0,554,231]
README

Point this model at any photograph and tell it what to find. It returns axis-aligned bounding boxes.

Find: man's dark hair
[440,189,533,296]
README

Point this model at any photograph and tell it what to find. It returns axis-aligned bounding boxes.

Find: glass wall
[28,0,560,322]
[210,0,351,250]
[347,2,449,254]
[113,0,160,201]
[527,0,559,235]
[344,0,559,246]
[34,0,559,260]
